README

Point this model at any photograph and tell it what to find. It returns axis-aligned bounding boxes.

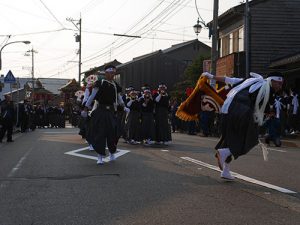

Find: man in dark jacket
[0,95,15,143]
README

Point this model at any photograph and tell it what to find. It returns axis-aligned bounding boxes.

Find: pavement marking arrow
[181,156,297,194]
[65,147,130,162]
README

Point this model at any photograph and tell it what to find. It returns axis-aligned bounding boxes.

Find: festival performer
[140,88,156,145]
[85,65,124,165]
[290,91,299,133]
[153,84,172,145]
[81,79,95,151]
[203,72,284,180]
[126,90,141,145]
[120,86,133,143]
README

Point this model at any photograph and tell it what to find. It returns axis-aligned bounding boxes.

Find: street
[0,127,300,225]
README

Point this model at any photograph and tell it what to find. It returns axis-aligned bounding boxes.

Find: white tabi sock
[97,154,104,165]
[109,153,116,161]
[219,148,231,158]
[221,163,235,180]
[216,148,232,171]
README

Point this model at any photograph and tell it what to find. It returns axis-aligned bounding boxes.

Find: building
[209,0,300,89]
[0,76,70,104]
[116,39,211,91]
[0,76,30,101]
[269,51,300,91]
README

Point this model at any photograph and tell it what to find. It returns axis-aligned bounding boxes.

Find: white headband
[159,85,167,89]
[268,76,283,82]
[105,68,116,72]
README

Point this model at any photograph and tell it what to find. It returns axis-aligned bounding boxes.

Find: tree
[171,54,209,101]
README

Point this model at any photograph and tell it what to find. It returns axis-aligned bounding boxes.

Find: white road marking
[181,156,297,194]
[43,131,78,134]
[268,148,287,153]
[64,147,130,162]
[0,148,33,190]
[161,150,169,152]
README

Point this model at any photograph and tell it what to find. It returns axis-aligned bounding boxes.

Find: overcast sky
[0,0,243,80]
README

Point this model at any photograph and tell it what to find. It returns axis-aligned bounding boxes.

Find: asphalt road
[0,128,299,225]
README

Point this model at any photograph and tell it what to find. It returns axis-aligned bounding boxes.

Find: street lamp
[193,0,219,87]
[0,41,31,70]
[193,18,205,36]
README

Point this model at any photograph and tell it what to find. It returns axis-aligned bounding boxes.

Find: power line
[81,0,183,64]
[39,0,66,28]
[2,28,69,37]
[81,0,168,63]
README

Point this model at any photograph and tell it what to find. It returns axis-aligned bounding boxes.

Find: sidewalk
[280,133,300,148]
[259,133,300,148]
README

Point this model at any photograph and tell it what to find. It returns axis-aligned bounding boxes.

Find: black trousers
[20,116,29,132]
[89,107,117,156]
[0,119,13,141]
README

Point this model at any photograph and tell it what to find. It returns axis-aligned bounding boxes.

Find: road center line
[181,156,297,194]
[0,148,33,190]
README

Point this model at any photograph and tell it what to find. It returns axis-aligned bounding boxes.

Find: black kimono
[154,94,172,143]
[216,86,273,160]
[140,97,155,141]
[88,79,122,156]
[126,98,141,142]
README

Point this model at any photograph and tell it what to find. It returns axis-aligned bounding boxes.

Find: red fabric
[185,87,194,97]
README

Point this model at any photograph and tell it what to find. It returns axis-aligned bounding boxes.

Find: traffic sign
[4,70,16,83]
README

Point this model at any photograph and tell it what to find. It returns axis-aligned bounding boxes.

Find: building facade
[212,0,300,89]
[116,39,211,91]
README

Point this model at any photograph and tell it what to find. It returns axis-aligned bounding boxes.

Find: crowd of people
[78,69,173,154]
[76,67,299,167]
[0,96,66,143]
[1,65,299,180]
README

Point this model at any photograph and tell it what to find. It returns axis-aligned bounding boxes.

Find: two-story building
[210,0,300,90]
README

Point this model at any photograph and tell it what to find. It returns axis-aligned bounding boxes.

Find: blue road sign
[4,70,16,83]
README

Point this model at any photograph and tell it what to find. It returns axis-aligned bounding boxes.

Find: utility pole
[211,0,219,87]
[26,48,38,104]
[66,16,82,84]
[79,17,82,84]
[245,0,250,78]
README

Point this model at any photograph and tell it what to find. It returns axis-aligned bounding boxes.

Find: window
[220,26,244,57]
[239,27,244,52]
[229,33,234,54]
[221,35,230,57]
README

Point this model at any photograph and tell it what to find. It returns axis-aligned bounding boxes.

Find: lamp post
[194,0,219,87]
[0,41,31,71]
[193,18,204,36]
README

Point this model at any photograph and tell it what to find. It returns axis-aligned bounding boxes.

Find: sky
[0,0,244,81]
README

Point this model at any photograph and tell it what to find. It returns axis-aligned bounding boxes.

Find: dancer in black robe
[85,65,124,165]
[203,72,284,180]
[140,89,155,145]
[153,84,172,145]
[126,90,141,144]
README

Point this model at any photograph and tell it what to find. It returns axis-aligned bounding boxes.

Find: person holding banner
[202,72,284,180]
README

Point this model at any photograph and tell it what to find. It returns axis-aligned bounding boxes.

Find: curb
[281,139,300,148]
[259,138,300,148]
